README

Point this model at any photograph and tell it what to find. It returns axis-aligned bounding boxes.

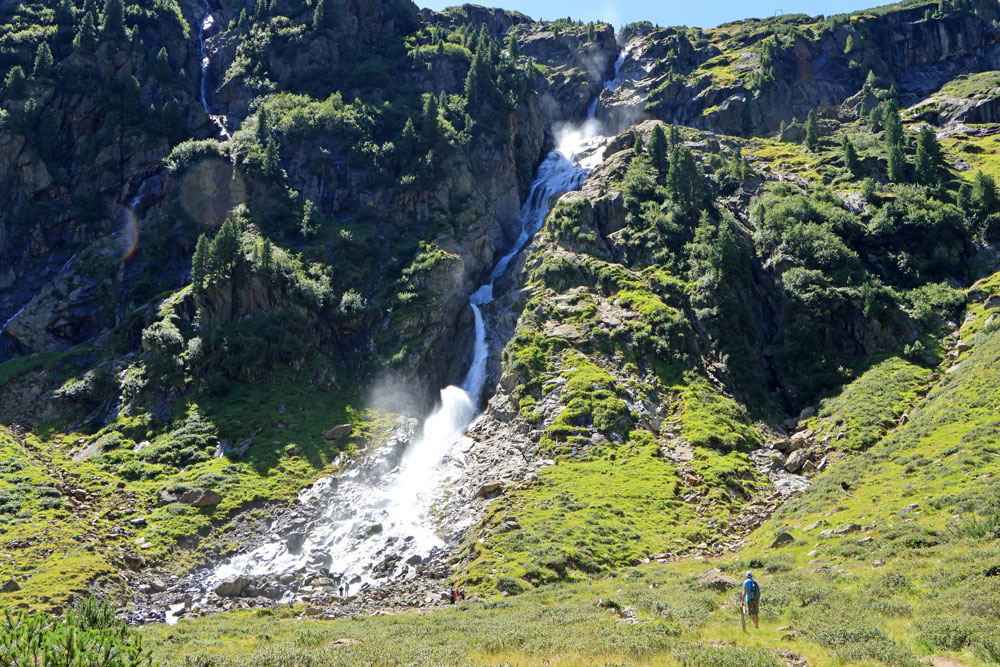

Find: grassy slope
[0,361,378,610]
[140,276,1000,666]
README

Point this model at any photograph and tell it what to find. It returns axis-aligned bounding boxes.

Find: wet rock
[699,568,739,591]
[770,531,795,548]
[214,576,251,597]
[406,554,423,566]
[325,424,353,440]
[285,531,306,551]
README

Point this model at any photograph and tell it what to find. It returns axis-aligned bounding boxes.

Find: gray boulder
[698,568,740,591]
[214,576,251,597]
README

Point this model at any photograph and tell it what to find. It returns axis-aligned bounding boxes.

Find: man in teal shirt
[743,571,760,629]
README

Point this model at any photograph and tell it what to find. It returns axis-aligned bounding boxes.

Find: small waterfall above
[203,52,627,611]
[196,0,229,138]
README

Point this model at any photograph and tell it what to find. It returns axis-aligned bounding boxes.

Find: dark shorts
[746,598,759,616]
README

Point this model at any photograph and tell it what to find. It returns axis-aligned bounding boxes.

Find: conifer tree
[420,93,440,145]
[882,99,903,146]
[972,170,997,214]
[100,0,124,38]
[4,66,25,98]
[191,234,209,291]
[263,138,280,177]
[648,124,667,172]
[33,42,53,79]
[256,108,267,142]
[312,0,326,31]
[209,219,241,274]
[74,12,98,52]
[888,143,906,182]
[300,200,317,238]
[506,34,519,59]
[804,109,820,151]
[957,182,972,214]
[260,238,273,275]
[842,135,859,174]
[914,125,943,185]
[667,146,706,213]
[55,0,75,28]
[633,135,644,154]
[587,22,596,42]
[668,124,681,148]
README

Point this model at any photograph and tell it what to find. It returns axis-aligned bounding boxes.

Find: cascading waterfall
[196,0,229,138]
[204,51,628,609]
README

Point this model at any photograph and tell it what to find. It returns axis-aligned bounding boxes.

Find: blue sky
[418,0,883,28]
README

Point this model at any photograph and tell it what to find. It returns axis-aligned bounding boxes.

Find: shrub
[673,644,782,667]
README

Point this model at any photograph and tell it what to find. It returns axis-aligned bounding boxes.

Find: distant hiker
[449,589,456,605]
[338,585,344,598]
[742,571,760,630]
[459,588,466,600]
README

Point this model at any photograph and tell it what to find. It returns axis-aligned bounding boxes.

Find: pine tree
[153,47,171,79]
[957,182,972,214]
[256,108,267,142]
[263,138,280,177]
[587,22,596,42]
[300,199,317,238]
[882,99,903,146]
[842,135,859,174]
[633,135,644,154]
[914,125,943,185]
[668,124,682,147]
[312,0,326,31]
[32,43,53,79]
[100,0,124,38]
[505,34,519,59]
[74,12,98,52]
[191,234,209,290]
[209,219,241,275]
[4,66,25,98]
[863,69,879,94]
[804,109,820,151]
[420,93,440,145]
[260,238,273,275]
[648,124,667,172]
[888,143,906,182]
[972,170,997,214]
[160,99,182,143]
[666,146,706,213]
[55,0,75,27]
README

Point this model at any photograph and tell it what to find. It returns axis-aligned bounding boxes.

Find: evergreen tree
[263,138,280,177]
[312,0,326,31]
[160,99,182,143]
[587,22,596,42]
[420,93,440,145]
[633,135,644,154]
[863,69,879,94]
[55,0,75,28]
[914,125,943,185]
[957,182,972,214]
[972,170,997,214]
[882,99,903,146]
[191,234,209,291]
[648,124,667,172]
[100,0,124,38]
[74,12,98,52]
[153,47,171,79]
[260,238,273,275]
[668,124,682,147]
[256,108,267,142]
[4,66,25,98]
[666,146,706,214]
[888,143,906,182]
[33,42,53,79]
[123,75,142,122]
[505,34,519,59]
[209,219,241,275]
[300,199,317,238]
[804,109,820,151]
[842,135,859,174]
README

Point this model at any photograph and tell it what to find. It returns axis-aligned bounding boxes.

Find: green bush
[673,644,782,667]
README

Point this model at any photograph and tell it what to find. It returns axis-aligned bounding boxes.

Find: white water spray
[197,0,229,138]
[204,51,628,608]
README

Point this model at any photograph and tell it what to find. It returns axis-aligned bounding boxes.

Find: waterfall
[204,51,628,609]
[197,0,229,138]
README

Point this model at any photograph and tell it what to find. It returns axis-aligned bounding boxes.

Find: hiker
[449,589,456,604]
[742,571,760,630]
[338,585,344,598]
[459,588,466,600]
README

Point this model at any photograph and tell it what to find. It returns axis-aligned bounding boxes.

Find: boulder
[214,576,251,597]
[475,481,504,498]
[785,449,810,473]
[177,489,223,508]
[770,531,795,548]
[801,460,818,474]
[1,579,19,593]
[324,424,353,440]
[798,406,816,421]
[698,568,740,591]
